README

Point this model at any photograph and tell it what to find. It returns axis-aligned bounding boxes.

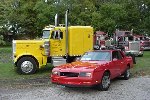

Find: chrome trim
[44,41,50,56]
[12,40,16,61]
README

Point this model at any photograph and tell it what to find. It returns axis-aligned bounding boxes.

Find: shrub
[0,35,6,46]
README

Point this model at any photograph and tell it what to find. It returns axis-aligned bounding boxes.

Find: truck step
[52,57,66,67]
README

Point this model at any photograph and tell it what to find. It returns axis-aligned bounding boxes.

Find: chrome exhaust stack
[65,10,69,57]
[55,14,58,26]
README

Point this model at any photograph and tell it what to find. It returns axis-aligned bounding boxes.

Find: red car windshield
[80,51,111,61]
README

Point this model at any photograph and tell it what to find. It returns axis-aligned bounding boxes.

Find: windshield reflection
[80,51,111,61]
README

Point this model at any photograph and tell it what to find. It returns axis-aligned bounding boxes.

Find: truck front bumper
[125,50,143,56]
[143,47,150,50]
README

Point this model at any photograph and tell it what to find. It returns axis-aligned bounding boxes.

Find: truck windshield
[42,30,50,39]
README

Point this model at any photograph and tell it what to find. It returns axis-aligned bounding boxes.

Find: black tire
[139,54,143,57]
[97,72,110,91]
[94,45,100,50]
[123,67,130,80]
[17,57,38,74]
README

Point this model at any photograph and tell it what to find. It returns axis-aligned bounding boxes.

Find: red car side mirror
[113,58,118,61]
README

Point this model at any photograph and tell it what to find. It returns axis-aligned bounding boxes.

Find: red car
[51,50,134,91]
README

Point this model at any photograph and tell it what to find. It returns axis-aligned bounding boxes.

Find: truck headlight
[79,72,92,77]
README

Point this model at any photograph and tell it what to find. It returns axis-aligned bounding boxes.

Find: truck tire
[17,57,38,74]
[139,54,143,57]
[93,45,100,50]
[123,67,130,80]
[131,54,136,64]
[97,72,110,91]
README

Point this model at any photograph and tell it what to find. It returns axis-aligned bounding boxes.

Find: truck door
[50,30,66,56]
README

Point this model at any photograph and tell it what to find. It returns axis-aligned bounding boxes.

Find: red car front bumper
[51,75,99,87]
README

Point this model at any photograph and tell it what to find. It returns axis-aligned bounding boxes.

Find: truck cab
[114,30,143,56]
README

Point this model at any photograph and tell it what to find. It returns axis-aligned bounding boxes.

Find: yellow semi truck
[12,12,93,74]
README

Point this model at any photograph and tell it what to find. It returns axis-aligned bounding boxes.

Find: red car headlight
[79,72,92,77]
[52,71,59,75]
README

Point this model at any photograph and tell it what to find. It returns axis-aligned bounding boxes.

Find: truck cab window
[128,35,133,41]
[42,30,50,39]
[51,30,63,39]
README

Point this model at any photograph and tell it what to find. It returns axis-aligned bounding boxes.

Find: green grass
[0,63,53,80]
[0,46,12,53]
[131,51,150,77]
[0,47,53,81]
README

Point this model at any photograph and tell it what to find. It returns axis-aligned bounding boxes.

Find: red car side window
[112,51,123,60]
[117,51,123,59]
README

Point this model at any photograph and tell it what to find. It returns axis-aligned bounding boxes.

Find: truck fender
[14,54,39,67]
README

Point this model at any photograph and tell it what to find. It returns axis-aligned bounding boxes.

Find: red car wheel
[97,72,110,91]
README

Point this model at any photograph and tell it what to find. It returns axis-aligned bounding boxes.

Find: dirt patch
[0,76,51,89]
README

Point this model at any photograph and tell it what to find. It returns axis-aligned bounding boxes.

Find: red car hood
[55,61,110,71]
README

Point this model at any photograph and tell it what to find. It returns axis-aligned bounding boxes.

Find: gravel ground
[0,76,150,100]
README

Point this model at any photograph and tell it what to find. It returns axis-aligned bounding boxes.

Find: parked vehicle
[134,35,150,50]
[114,30,143,56]
[12,11,93,74]
[93,31,111,50]
[51,50,134,91]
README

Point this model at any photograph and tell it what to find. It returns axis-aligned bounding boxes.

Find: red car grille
[60,72,79,77]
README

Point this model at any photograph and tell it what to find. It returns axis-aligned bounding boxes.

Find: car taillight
[44,41,50,56]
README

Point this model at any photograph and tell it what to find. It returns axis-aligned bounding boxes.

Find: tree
[1,0,150,38]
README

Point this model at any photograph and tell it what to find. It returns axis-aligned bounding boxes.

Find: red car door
[111,51,125,78]
[111,51,120,78]
[118,51,127,74]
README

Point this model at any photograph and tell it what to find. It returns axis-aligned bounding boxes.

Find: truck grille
[60,72,79,77]
[129,41,140,51]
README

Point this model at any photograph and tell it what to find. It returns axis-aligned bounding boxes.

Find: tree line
[0,0,150,39]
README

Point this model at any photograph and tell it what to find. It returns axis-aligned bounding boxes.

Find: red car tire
[97,71,110,91]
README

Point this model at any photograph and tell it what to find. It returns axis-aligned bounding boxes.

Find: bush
[0,35,6,46]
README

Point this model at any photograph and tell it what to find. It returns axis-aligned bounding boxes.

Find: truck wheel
[123,67,130,80]
[97,72,110,91]
[94,45,100,50]
[139,54,143,57]
[17,57,38,74]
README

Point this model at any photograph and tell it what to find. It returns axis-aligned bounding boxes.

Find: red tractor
[114,30,143,57]
[93,31,111,50]
[134,35,150,50]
